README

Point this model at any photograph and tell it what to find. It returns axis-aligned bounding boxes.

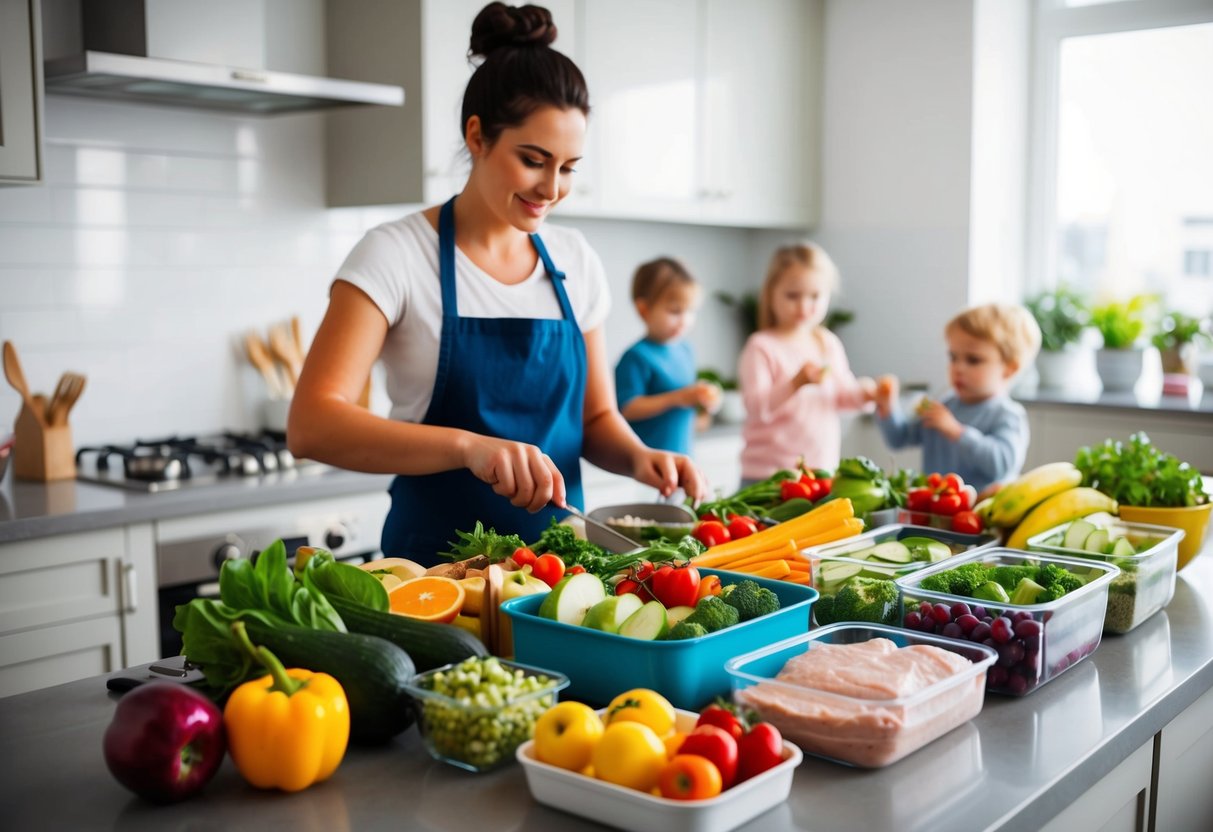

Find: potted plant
[1075,432,1211,569]
[1151,311,1210,376]
[1090,296,1151,392]
[1026,287,1091,388]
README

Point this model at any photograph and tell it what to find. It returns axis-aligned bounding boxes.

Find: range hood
[41,0,404,116]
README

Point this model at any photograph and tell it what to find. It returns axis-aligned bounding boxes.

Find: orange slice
[388,576,466,623]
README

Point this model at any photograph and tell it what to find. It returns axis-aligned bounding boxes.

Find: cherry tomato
[737,722,784,782]
[933,493,963,516]
[649,564,702,609]
[633,560,655,581]
[531,553,566,587]
[780,480,813,502]
[927,472,943,489]
[961,484,978,511]
[951,510,984,535]
[511,547,537,568]
[798,471,816,484]
[817,477,832,496]
[907,488,935,511]
[698,512,717,522]
[696,574,723,601]
[614,578,654,602]
[678,725,739,788]
[944,473,965,493]
[726,517,758,540]
[695,704,743,740]
[692,521,731,548]
[567,565,586,575]
[659,754,723,800]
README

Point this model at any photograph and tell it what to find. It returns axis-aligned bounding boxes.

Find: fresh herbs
[439,521,526,563]
[1075,432,1207,508]
[528,518,705,580]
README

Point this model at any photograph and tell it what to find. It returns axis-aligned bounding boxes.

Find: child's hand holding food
[918,399,965,441]
[874,374,899,417]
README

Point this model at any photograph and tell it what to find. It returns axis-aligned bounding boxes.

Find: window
[1029,0,1213,312]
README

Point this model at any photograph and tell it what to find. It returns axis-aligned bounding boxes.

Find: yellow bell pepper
[224,622,350,792]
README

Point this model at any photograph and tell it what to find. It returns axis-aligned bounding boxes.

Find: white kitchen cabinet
[1022,403,1213,473]
[0,525,157,698]
[0,0,45,185]
[1153,683,1213,832]
[1038,738,1153,832]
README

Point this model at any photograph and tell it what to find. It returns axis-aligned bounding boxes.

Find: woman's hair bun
[469,3,558,59]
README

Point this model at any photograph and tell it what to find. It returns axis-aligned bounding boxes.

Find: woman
[289,2,705,563]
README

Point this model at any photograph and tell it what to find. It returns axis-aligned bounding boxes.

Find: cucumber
[618,600,670,640]
[819,560,863,584]
[1063,519,1097,549]
[242,617,416,745]
[870,541,912,563]
[1084,528,1110,554]
[326,593,487,672]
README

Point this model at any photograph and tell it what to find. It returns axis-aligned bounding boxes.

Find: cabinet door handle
[122,562,138,614]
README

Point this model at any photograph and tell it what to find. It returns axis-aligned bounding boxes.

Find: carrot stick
[749,560,791,580]
[712,539,799,571]
[693,536,795,567]
[794,518,865,551]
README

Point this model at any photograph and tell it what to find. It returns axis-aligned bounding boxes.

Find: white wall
[0,97,766,447]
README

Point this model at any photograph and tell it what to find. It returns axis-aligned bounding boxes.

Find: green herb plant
[1150,311,1210,352]
[1026,286,1089,352]
[1074,432,1208,508]
[439,521,526,563]
[1090,296,1153,350]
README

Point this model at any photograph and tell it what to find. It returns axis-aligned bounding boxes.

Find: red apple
[103,682,226,803]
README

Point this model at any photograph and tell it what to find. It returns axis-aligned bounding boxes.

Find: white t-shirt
[335,211,611,423]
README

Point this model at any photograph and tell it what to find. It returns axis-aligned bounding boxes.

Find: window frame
[1026,0,1213,298]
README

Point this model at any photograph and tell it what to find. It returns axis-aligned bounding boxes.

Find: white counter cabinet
[0,524,157,697]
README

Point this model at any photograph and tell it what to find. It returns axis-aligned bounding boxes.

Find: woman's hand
[460,434,566,513]
[631,449,708,502]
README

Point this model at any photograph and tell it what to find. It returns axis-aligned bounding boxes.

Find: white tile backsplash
[1,96,768,449]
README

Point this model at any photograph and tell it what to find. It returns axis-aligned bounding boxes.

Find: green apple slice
[1084,528,1110,554]
[582,594,645,633]
[617,600,669,640]
[665,605,696,626]
[1110,537,1137,557]
[1063,519,1096,550]
[538,572,607,626]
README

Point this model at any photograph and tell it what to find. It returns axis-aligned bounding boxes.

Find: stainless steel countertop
[1,541,1210,831]
[0,467,395,544]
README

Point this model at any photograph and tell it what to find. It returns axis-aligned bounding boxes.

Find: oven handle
[122,561,138,614]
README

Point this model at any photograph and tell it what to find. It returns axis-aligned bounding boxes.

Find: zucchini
[326,593,488,672]
[242,617,416,745]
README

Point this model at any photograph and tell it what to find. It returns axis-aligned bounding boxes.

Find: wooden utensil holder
[13,402,76,481]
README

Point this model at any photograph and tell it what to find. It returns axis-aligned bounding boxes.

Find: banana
[989,462,1083,528]
[1005,487,1118,549]
[973,496,995,524]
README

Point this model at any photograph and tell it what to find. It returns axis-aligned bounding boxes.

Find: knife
[559,504,642,553]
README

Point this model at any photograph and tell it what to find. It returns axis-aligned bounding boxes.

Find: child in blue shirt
[615,257,720,455]
[873,304,1042,492]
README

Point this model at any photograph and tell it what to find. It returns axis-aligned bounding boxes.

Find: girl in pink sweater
[739,244,876,483]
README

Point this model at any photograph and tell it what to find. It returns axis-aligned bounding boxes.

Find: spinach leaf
[302,551,389,612]
[171,599,277,694]
[216,539,345,632]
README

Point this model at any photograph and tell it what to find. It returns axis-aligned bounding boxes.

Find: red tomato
[531,553,566,587]
[678,725,739,789]
[780,480,813,502]
[696,704,743,740]
[649,564,701,608]
[614,578,654,602]
[511,547,537,568]
[567,565,586,575]
[944,473,965,493]
[633,560,655,582]
[961,484,978,511]
[698,512,717,522]
[659,754,723,801]
[817,477,833,496]
[737,723,784,781]
[692,521,731,548]
[798,471,816,484]
[927,472,943,489]
[951,510,984,535]
[907,488,935,511]
[726,517,758,540]
[933,493,963,516]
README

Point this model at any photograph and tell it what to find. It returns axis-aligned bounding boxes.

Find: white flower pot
[1095,347,1145,392]
[1034,346,1090,389]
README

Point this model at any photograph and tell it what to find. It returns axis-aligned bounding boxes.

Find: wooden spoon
[267,324,303,388]
[52,373,86,426]
[245,332,286,398]
[3,341,44,423]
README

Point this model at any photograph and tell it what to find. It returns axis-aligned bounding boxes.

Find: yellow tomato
[533,701,604,772]
[592,722,668,792]
[604,688,676,737]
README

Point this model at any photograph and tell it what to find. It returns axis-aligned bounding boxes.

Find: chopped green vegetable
[683,596,740,633]
[665,621,709,640]
[817,578,899,625]
[440,521,525,563]
[719,580,780,621]
[919,562,989,596]
[1075,432,1208,508]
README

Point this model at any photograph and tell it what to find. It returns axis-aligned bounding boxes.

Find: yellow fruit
[592,722,668,791]
[604,688,676,737]
[459,576,485,615]
[450,614,482,639]
[533,702,604,771]
[1005,487,1119,550]
[663,731,687,759]
[360,557,426,582]
[989,463,1084,528]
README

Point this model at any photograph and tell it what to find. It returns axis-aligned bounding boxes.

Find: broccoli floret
[829,578,899,624]
[665,621,709,640]
[683,596,740,633]
[719,580,780,621]
[921,562,990,597]
[1037,563,1085,596]
[813,593,837,626]
[918,573,956,593]
[988,565,1040,592]
[1035,585,1068,604]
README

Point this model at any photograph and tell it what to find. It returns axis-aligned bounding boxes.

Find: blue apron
[381,197,587,564]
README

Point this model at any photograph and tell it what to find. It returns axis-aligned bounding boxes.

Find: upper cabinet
[327,0,822,230]
[0,0,45,186]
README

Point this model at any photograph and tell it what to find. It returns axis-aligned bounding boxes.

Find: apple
[489,563,550,656]
[501,567,550,601]
[532,701,604,771]
[581,594,644,634]
[103,682,226,803]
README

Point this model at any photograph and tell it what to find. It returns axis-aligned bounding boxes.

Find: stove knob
[324,526,348,551]
[212,542,242,571]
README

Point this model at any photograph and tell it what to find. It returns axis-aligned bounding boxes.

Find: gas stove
[75,431,325,492]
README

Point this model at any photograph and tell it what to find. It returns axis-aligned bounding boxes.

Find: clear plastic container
[515,708,802,832]
[725,624,996,767]
[895,548,1119,695]
[404,657,569,772]
[896,507,983,532]
[804,524,998,626]
[1026,516,1182,634]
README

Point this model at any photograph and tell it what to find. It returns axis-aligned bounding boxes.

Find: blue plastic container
[501,569,817,710]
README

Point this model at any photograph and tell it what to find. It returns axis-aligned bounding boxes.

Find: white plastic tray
[515,709,802,832]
